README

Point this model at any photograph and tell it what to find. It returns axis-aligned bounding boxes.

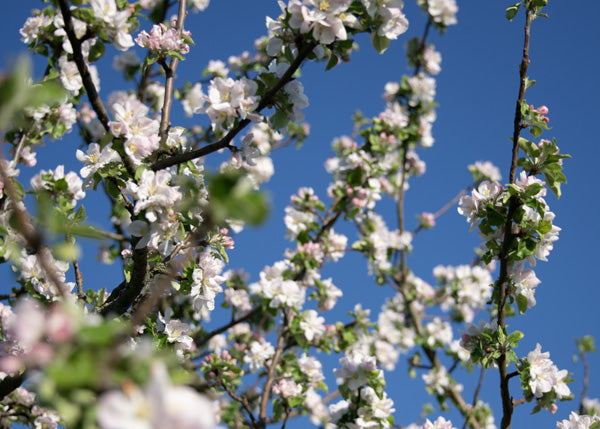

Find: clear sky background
[1,1,600,428]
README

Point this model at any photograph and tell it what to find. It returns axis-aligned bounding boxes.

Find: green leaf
[506,349,519,363]
[523,182,544,197]
[518,137,539,158]
[207,170,269,226]
[517,294,528,314]
[506,5,520,21]
[69,224,118,240]
[270,110,289,129]
[486,205,506,227]
[537,220,552,234]
[88,40,105,63]
[530,124,543,138]
[577,335,597,352]
[78,320,125,347]
[0,57,64,129]
[47,351,99,390]
[347,168,363,186]
[53,242,81,261]
[72,205,87,224]
[508,330,525,344]
[372,34,390,54]
[516,237,537,259]
[326,53,339,70]
[287,396,304,408]
[71,7,94,22]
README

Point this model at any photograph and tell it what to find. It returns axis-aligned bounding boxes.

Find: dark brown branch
[151,41,317,171]
[495,8,533,429]
[99,243,148,316]
[57,0,111,132]
[0,373,26,401]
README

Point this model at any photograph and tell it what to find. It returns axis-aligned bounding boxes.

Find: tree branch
[57,0,111,132]
[151,41,317,171]
[99,242,148,316]
[0,373,26,401]
[495,8,533,429]
[258,321,287,429]
[158,0,187,147]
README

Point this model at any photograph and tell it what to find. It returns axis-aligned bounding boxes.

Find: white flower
[422,367,450,395]
[526,343,569,399]
[206,59,229,77]
[423,416,456,429]
[182,83,205,117]
[334,350,379,390]
[97,362,215,429]
[244,340,275,372]
[427,0,458,26]
[191,253,226,313]
[298,353,325,384]
[125,170,182,222]
[189,0,210,12]
[20,14,52,44]
[273,378,303,398]
[284,206,315,238]
[157,309,195,351]
[556,412,600,429]
[300,309,326,342]
[76,143,121,189]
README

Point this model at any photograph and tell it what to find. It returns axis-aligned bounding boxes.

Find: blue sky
[1,1,600,428]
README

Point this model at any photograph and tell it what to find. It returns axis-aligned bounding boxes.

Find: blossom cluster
[135,17,193,58]
[0,0,581,428]
[518,343,572,412]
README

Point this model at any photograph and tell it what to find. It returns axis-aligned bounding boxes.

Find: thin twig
[220,383,257,426]
[72,257,85,300]
[158,0,187,148]
[462,367,486,429]
[578,342,591,414]
[10,134,27,169]
[258,323,287,429]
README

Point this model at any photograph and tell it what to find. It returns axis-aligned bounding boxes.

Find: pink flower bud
[0,356,23,374]
[351,197,366,208]
[46,306,75,343]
